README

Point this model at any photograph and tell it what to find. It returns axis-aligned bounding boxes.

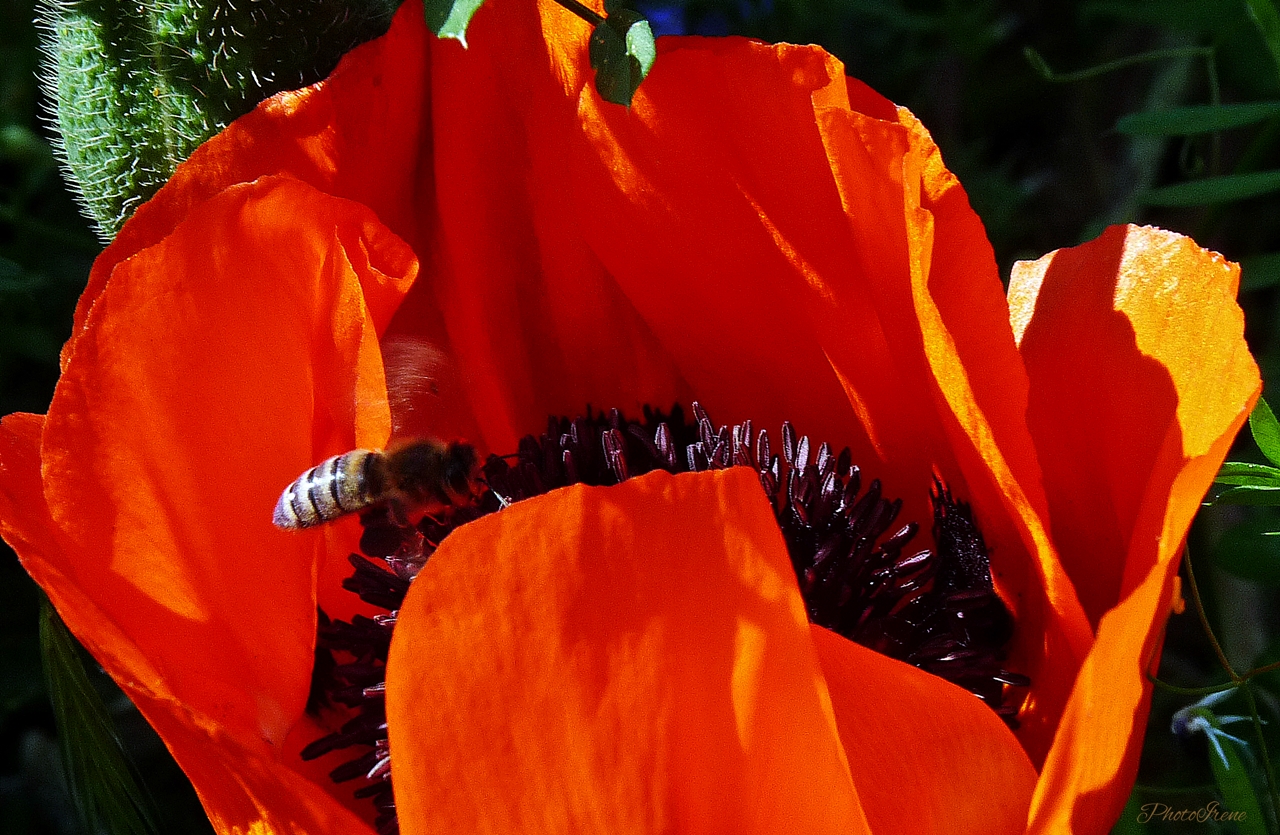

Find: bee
[273,439,478,530]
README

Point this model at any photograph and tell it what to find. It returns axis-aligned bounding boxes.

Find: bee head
[444,442,479,495]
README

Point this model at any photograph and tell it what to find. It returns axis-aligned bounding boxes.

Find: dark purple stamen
[302,403,1029,832]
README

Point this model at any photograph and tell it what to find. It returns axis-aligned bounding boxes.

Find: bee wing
[381,336,457,439]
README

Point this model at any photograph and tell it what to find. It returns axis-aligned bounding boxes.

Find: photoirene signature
[1137,801,1246,823]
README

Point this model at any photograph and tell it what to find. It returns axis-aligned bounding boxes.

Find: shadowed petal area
[44,176,414,736]
[811,626,1037,835]
[1010,225,1260,832]
[812,99,1089,764]
[568,37,1088,762]
[386,468,870,835]
[405,0,692,451]
[1,413,169,701]
[568,39,889,504]
[0,176,418,831]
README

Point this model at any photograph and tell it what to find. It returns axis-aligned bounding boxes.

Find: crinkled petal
[410,0,1091,757]
[387,468,869,834]
[1009,225,1260,832]
[570,36,1088,761]
[812,625,1037,834]
[816,86,1092,762]
[9,175,417,832]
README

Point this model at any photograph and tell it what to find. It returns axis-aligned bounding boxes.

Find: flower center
[301,403,1029,833]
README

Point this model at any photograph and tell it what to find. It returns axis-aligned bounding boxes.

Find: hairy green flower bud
[38,0,400,240]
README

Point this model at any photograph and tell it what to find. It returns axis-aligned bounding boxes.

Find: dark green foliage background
[4,0,1280,832]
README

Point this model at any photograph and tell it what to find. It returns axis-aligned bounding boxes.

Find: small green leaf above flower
[423,0,487,44]
[589,9,657,107]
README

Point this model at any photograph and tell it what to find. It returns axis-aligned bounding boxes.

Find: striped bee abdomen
[273,450,381,530]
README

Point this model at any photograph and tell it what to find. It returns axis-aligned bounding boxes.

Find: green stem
[550,0,604,27]
[1148,676,1237,697]
[1153,655,1280,692]
[1026,45,1215,84]
[1182,545,1240,681]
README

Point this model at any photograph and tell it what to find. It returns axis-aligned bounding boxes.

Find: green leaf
[1214,485,1280,506]
[1214,516,1280,585]
[1245,0,1280,80]
[1215,461,1280,486]
[38,0,399,239]
[1250,397,1280,467]
[40,597,160,835]
[1203,713,1268,835]
[423,0,486,43]
[1116,102,1280,135]
[1141,170,1280,206]
[589,9,656,107]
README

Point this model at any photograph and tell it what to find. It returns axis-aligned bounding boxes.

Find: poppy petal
[386,468,870,834]
[812,625,1037,834]
[0,413,373,835]
[405,8,914,458]
[1009,225,1260,832]
[0,414,171,697]
[814,101,1092,762]
[420,0,1088,764]
[396,0,691,452]
[1,414,65,600]
[0,412,162,685]
[46,174,412,728]
[6,175,417,829]
[569,38,1088,761]
[1010,224,1257,621]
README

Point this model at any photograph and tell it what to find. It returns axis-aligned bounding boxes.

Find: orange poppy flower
[0,0,1260,833]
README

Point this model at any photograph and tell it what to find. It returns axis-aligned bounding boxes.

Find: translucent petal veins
[302,404,1029,831]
